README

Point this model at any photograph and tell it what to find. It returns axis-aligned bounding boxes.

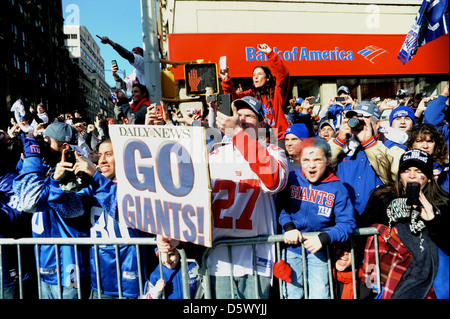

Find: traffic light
[184,63,219,96]
[160,69,177,99]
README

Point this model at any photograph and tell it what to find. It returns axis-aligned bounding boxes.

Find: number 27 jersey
[208,130,288,276]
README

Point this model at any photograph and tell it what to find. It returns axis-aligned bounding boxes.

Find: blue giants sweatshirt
[277,168,356,254]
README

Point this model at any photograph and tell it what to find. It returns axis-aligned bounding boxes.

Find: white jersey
[123,53,145,91]
[208,129,288,277]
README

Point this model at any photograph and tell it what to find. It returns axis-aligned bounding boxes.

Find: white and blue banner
[398,0,449,64]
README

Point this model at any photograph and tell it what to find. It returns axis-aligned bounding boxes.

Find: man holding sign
[209,96,288,299]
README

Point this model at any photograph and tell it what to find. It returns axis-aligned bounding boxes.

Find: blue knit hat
[284,123,310,139]
[389,105,415,126]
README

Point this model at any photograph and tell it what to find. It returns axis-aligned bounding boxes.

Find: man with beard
[13,122,91,299]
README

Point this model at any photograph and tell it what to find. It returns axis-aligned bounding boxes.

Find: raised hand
[188,69,202,92]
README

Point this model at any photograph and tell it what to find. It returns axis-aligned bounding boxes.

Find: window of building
[22,31,27,47]
[24,60,30,74]
[12,24,18,40]
[70,34,78,39]
[13,55,20,70]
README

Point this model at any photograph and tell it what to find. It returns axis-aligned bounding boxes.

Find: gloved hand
[273,259,292,283]
[21,135,41,158]
[19,134,44,175]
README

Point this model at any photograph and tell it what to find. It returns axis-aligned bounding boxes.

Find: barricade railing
[1,227,382,300]
[0,237,192,300]
[198,227,381,299]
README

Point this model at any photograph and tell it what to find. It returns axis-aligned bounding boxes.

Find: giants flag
[398,0,449,64]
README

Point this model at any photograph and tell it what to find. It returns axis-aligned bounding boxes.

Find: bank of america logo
[358,45,388,63]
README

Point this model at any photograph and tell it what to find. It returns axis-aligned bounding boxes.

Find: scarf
[130,97,151,112]
[334,268,364,299]
[385,198,426,250]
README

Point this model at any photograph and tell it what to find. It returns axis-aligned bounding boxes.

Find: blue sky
[61,0,143,86]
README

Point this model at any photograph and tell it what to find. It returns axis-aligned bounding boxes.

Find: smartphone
[65,149,76,165]
[111,60,118,68]
[308,97,320,104]
[206,94,218,103]
[405,182,421,206]
[335,96,346,102]
[156,105,163,117]
[218,94,232,116]
[219,56,227,71]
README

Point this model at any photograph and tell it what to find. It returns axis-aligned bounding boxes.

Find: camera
[347,117,365,131]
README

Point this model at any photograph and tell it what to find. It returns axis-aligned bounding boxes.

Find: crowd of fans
[0,42,448,300]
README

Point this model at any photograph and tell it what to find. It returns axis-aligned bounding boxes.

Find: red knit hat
[273,260,292,283]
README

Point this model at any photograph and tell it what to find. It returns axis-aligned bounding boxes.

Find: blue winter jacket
[13,156,90,288]
[47,171,152,298]
[423,94,449,192]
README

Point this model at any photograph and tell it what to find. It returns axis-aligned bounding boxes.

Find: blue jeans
[283,248,330,299]
[210,274,271,299]
[40,280,80,299]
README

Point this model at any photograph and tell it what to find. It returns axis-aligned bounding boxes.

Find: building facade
[64,25,114,121]
[0,0,81,128]
[158,0,449,110]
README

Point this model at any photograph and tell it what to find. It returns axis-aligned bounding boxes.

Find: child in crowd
[143,249,199,299]
[277,137,356,299]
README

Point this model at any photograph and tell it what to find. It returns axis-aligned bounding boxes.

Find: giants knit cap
[389,105,416,126]
[284,123,310,139]
[233,96,265,121]
[44,122,78,145]
[399,149,433,178]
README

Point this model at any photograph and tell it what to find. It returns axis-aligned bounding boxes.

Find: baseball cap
[44,122,78,145]
[132,47,143,55]
[399,149,433,178]
[295,97,304,105]
[233,96,264,121]
[389,105,415,126]
[337,85,350,95]
[319,120,335,132]
[346,101,381,119]
[284,123,310,139]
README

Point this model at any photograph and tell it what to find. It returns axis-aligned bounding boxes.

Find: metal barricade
[1,227,382,300]
[0,237,192,300]
[198,227,382,299]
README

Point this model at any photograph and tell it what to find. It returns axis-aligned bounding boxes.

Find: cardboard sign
[109,124,212,247]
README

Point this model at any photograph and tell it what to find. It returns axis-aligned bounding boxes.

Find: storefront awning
[167,33,449,80]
